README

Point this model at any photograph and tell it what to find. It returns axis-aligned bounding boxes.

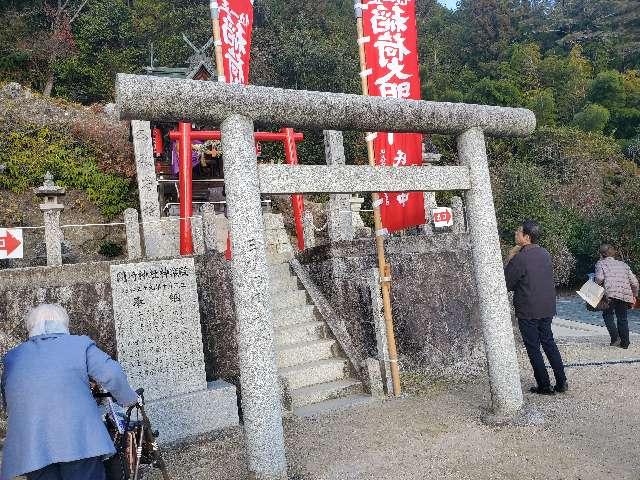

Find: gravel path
[4,308,639,480]
[148,338,640,480]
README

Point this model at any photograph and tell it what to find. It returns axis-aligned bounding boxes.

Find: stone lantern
[34,172,65,266]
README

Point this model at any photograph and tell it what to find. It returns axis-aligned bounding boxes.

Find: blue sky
[437,0,457,9]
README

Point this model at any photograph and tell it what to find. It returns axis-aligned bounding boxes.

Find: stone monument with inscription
[110,257,239,443]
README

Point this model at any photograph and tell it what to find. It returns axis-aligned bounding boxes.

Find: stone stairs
[268,260,370,414]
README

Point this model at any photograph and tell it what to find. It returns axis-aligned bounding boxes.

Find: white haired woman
[1,304,138,480]
[595,244,639,349]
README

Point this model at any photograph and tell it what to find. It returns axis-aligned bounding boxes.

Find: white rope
[0,216,206,231]
[359,68,373,78]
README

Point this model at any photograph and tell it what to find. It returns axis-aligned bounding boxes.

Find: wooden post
[355,9,402,397]
[210,1,233,259]
[209,1,226,81]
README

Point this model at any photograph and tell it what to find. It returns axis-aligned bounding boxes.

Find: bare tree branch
[69,0,89,24]
[60,0,73,15]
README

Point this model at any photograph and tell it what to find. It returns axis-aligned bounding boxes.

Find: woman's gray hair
[599,244,617,258]
[25,304,70,337]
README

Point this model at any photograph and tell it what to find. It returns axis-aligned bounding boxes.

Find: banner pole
[210,1,233,259]
[210,1,226,81]
[355,4,402,397]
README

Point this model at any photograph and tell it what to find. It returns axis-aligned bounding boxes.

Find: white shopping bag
[576,279,605,308]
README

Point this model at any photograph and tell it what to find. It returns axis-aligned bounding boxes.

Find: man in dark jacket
[504,220,568,395]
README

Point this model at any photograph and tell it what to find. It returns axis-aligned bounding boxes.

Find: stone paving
[556,295,640,333]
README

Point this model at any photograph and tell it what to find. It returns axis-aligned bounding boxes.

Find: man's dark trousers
[518,317,566,389]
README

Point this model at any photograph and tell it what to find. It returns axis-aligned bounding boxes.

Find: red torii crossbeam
[170,124,305,255]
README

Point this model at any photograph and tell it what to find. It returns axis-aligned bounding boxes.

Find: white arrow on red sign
[0,228,24,259]
[431,207,454,228]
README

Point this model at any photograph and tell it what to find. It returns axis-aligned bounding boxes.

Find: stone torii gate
[116,73,535,480]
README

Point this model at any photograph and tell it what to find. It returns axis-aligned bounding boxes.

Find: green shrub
[573,104,610,132]
[98,240,124,258]
[0,126,133,218]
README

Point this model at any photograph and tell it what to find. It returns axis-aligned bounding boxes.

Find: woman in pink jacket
[595,244,639,349]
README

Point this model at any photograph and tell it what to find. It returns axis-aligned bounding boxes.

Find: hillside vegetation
[0,0,639,284]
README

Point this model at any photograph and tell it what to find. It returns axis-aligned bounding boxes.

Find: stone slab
[324,130,354,243]
[257,165,470,194]
[116,73,536,137]
[131,120,163,256]
[144,380,239,445]
[110,258,207,401]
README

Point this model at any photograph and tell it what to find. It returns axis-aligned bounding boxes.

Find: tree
[587,70,626,111]
[547,0,640,70]
[526,88,557,126]
[456,0,519,71]
[573,103,610,133]
[539,47,592,122]
[41,0,91,96]
[623,70,640,109]
[610,108,640,139]
[466,77,524,107]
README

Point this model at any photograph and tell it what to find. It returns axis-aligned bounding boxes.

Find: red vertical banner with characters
[217,0,254,84]
[361,0,425,232]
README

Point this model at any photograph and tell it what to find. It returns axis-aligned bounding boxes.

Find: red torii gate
[170,123,305,256]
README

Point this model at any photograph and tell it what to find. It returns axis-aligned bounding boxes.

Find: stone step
[272,305,317,327]
[290,378,364,409]
[293,394,378,418]
[276,339,337,368]
[269,262,292,278]
[279,358,349,390]
[267,251,294,265]
[269,275,299,293]
[275,321,327,346]
[271,290,308,310]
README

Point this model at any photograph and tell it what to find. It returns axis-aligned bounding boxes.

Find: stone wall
[0,254,237,385]
[296,234,485,379]
[0,234,484,394]
[0,262,117,357]
[194,253,238,385]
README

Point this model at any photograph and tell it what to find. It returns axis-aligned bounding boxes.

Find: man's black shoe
[619,342,630,349]
[611,338,621,347]
[529,386,555,395]
[554,382,569,393]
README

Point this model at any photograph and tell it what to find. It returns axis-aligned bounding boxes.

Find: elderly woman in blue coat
[1,304,138,480]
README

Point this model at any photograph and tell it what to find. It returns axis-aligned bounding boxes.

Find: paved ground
[4,297,640,480]
[148,331,640,480]
[557,295,640,333]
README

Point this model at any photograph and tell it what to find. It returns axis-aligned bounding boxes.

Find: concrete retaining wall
[296,234,484,378]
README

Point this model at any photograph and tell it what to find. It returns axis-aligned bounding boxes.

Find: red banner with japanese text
[361,0,425,232]
[217,0,254,84]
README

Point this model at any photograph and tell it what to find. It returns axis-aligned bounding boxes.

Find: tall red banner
[361,0,425,232]
[217,0,254,84]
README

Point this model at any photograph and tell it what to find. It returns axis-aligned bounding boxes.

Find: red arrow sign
[434,211,452,223]
[431,207,454,227]
[0,230,21,256]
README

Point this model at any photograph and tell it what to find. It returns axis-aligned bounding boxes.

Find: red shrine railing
[169,124,305,256]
